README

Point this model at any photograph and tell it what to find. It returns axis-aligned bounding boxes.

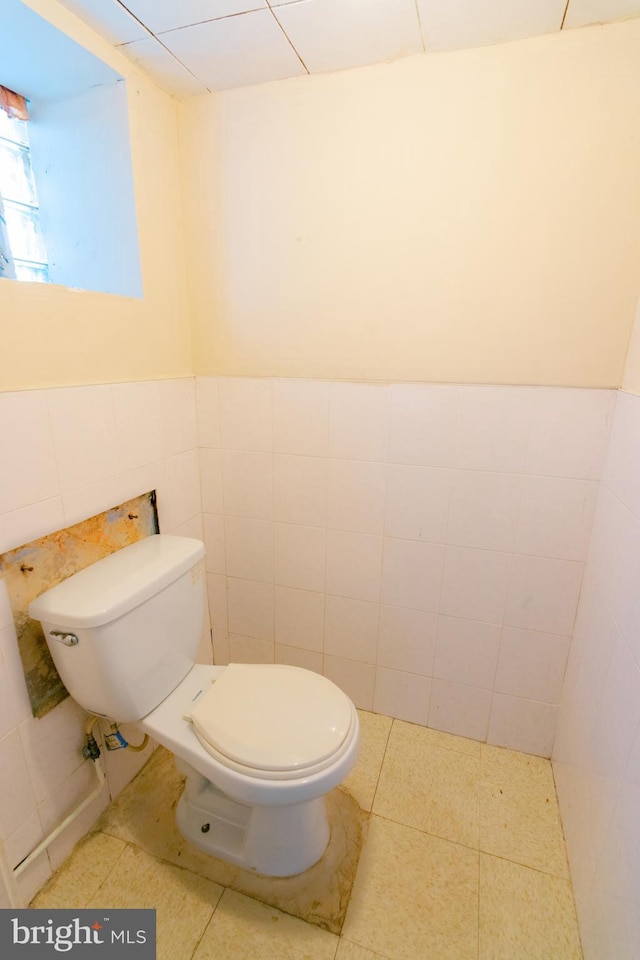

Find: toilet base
[174,758,331,877]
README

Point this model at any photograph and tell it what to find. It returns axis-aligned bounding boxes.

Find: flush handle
[50,630,79,647]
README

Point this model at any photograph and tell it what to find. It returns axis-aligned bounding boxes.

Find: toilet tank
[28,535,206,722]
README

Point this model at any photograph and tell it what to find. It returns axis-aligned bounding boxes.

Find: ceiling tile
[119,36,210,97]
[417,0,567,52]
[159,9,306,91]
[564,0,640,29]
[121,0,268,35]
[56,0,149,44]
[274,0,423,74]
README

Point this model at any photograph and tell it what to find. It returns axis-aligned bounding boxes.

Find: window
[2,0,143,297]
[0,102,49,282]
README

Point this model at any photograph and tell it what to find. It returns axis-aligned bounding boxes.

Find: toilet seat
[190,663,355,780]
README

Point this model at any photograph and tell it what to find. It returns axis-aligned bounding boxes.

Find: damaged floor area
[31,710,583,959]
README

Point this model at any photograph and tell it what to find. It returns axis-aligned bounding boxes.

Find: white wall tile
[328,382,389,461]
[516,476,598,561]
[381,538,444,613]
[388,384,458,467]
[324,595,378,663]
[275,644,323,674]
[327,459,386,535]
[3,810,43,871]
[373,668,430,725]
[448,471,521,552]
[377,604,437,675]
[323,655,375,710]
[195,376,221,448]
[219,378,272,451]
[158,449,201,531]
[434,616,501,689]
[0,623,32,726]
[224,517,273,582]
[440,546,511,623]
[228,634,274,663]
[0,729,37,839]
[222,450,272,519]
[505,555,583,636]
[48,385,119,493]
[495,627,570,703]
[0,649,19,740]
[274,523,326,592]
[203,513,225,575]
[602,390,640,520]
[489,694,558,757]
[273,454,327,526]
[199,448,223,514]
[325,530,383,602]
[17,696,87,805]
[0,498,65,555]
[227,577,274,641]
[112,380,163,472]
[274,586,324,652]
[384,464,451,542]
[159,378,197,456]
[273,379,329,457]
[527,387,615,480]
[455,385,533,473]
[62,463,161,530]
[428,679,492,741]
[0,391,59,514]
[212,629,230,665]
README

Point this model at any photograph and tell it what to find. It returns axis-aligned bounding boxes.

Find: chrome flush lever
[50,630,79,646]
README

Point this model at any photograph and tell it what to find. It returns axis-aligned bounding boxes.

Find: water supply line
[12,714,150,885]
[13,715,106,881]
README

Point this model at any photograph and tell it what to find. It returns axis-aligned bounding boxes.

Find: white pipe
[0,838,20,908]
[13,759,106,879]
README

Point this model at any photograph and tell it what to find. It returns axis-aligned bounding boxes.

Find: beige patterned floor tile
[342,710,392,812]
[193,888,338,960]
[480,744,569,878]
[342,816,479,960]
[479,853,582,959]
[86,844,223,960]
[336,939,389,959]
[98,746,366,934]
[31,832,126,909]
[373,720,480,847]
[393,720,482,758]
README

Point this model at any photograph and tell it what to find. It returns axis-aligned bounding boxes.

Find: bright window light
[0,107,49,282]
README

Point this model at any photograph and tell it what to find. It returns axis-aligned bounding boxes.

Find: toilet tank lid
[28,535,205,629]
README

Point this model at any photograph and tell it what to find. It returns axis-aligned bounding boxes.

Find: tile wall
[553,389,640,960]
[0,378,207,904]
[197,377,615,758]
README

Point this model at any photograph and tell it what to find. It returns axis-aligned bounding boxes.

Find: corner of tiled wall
[196,375,616,760]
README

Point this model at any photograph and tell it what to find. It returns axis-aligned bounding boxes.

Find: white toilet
[29,535,360,877]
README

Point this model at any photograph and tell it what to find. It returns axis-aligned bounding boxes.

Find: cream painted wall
[180,20,640,387]
[0,0,192,393]
[622,299,640,396]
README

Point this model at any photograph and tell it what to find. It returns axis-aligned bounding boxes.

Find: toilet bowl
[28,535,360,877]
[140,661,359,875]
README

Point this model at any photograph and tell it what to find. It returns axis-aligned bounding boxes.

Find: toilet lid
[189,664,353,772]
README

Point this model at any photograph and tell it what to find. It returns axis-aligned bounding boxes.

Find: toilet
[28,535,359,877]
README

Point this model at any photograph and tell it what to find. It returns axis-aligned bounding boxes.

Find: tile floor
[31,711,583,959]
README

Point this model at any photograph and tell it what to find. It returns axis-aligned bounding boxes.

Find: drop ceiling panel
[56,0,148,44]
[122,0,268,35]
[564,0,640,29]
[274,0,423,73]
[120,36,209,97]
[417,0,567,52]
[159,9,307,91]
